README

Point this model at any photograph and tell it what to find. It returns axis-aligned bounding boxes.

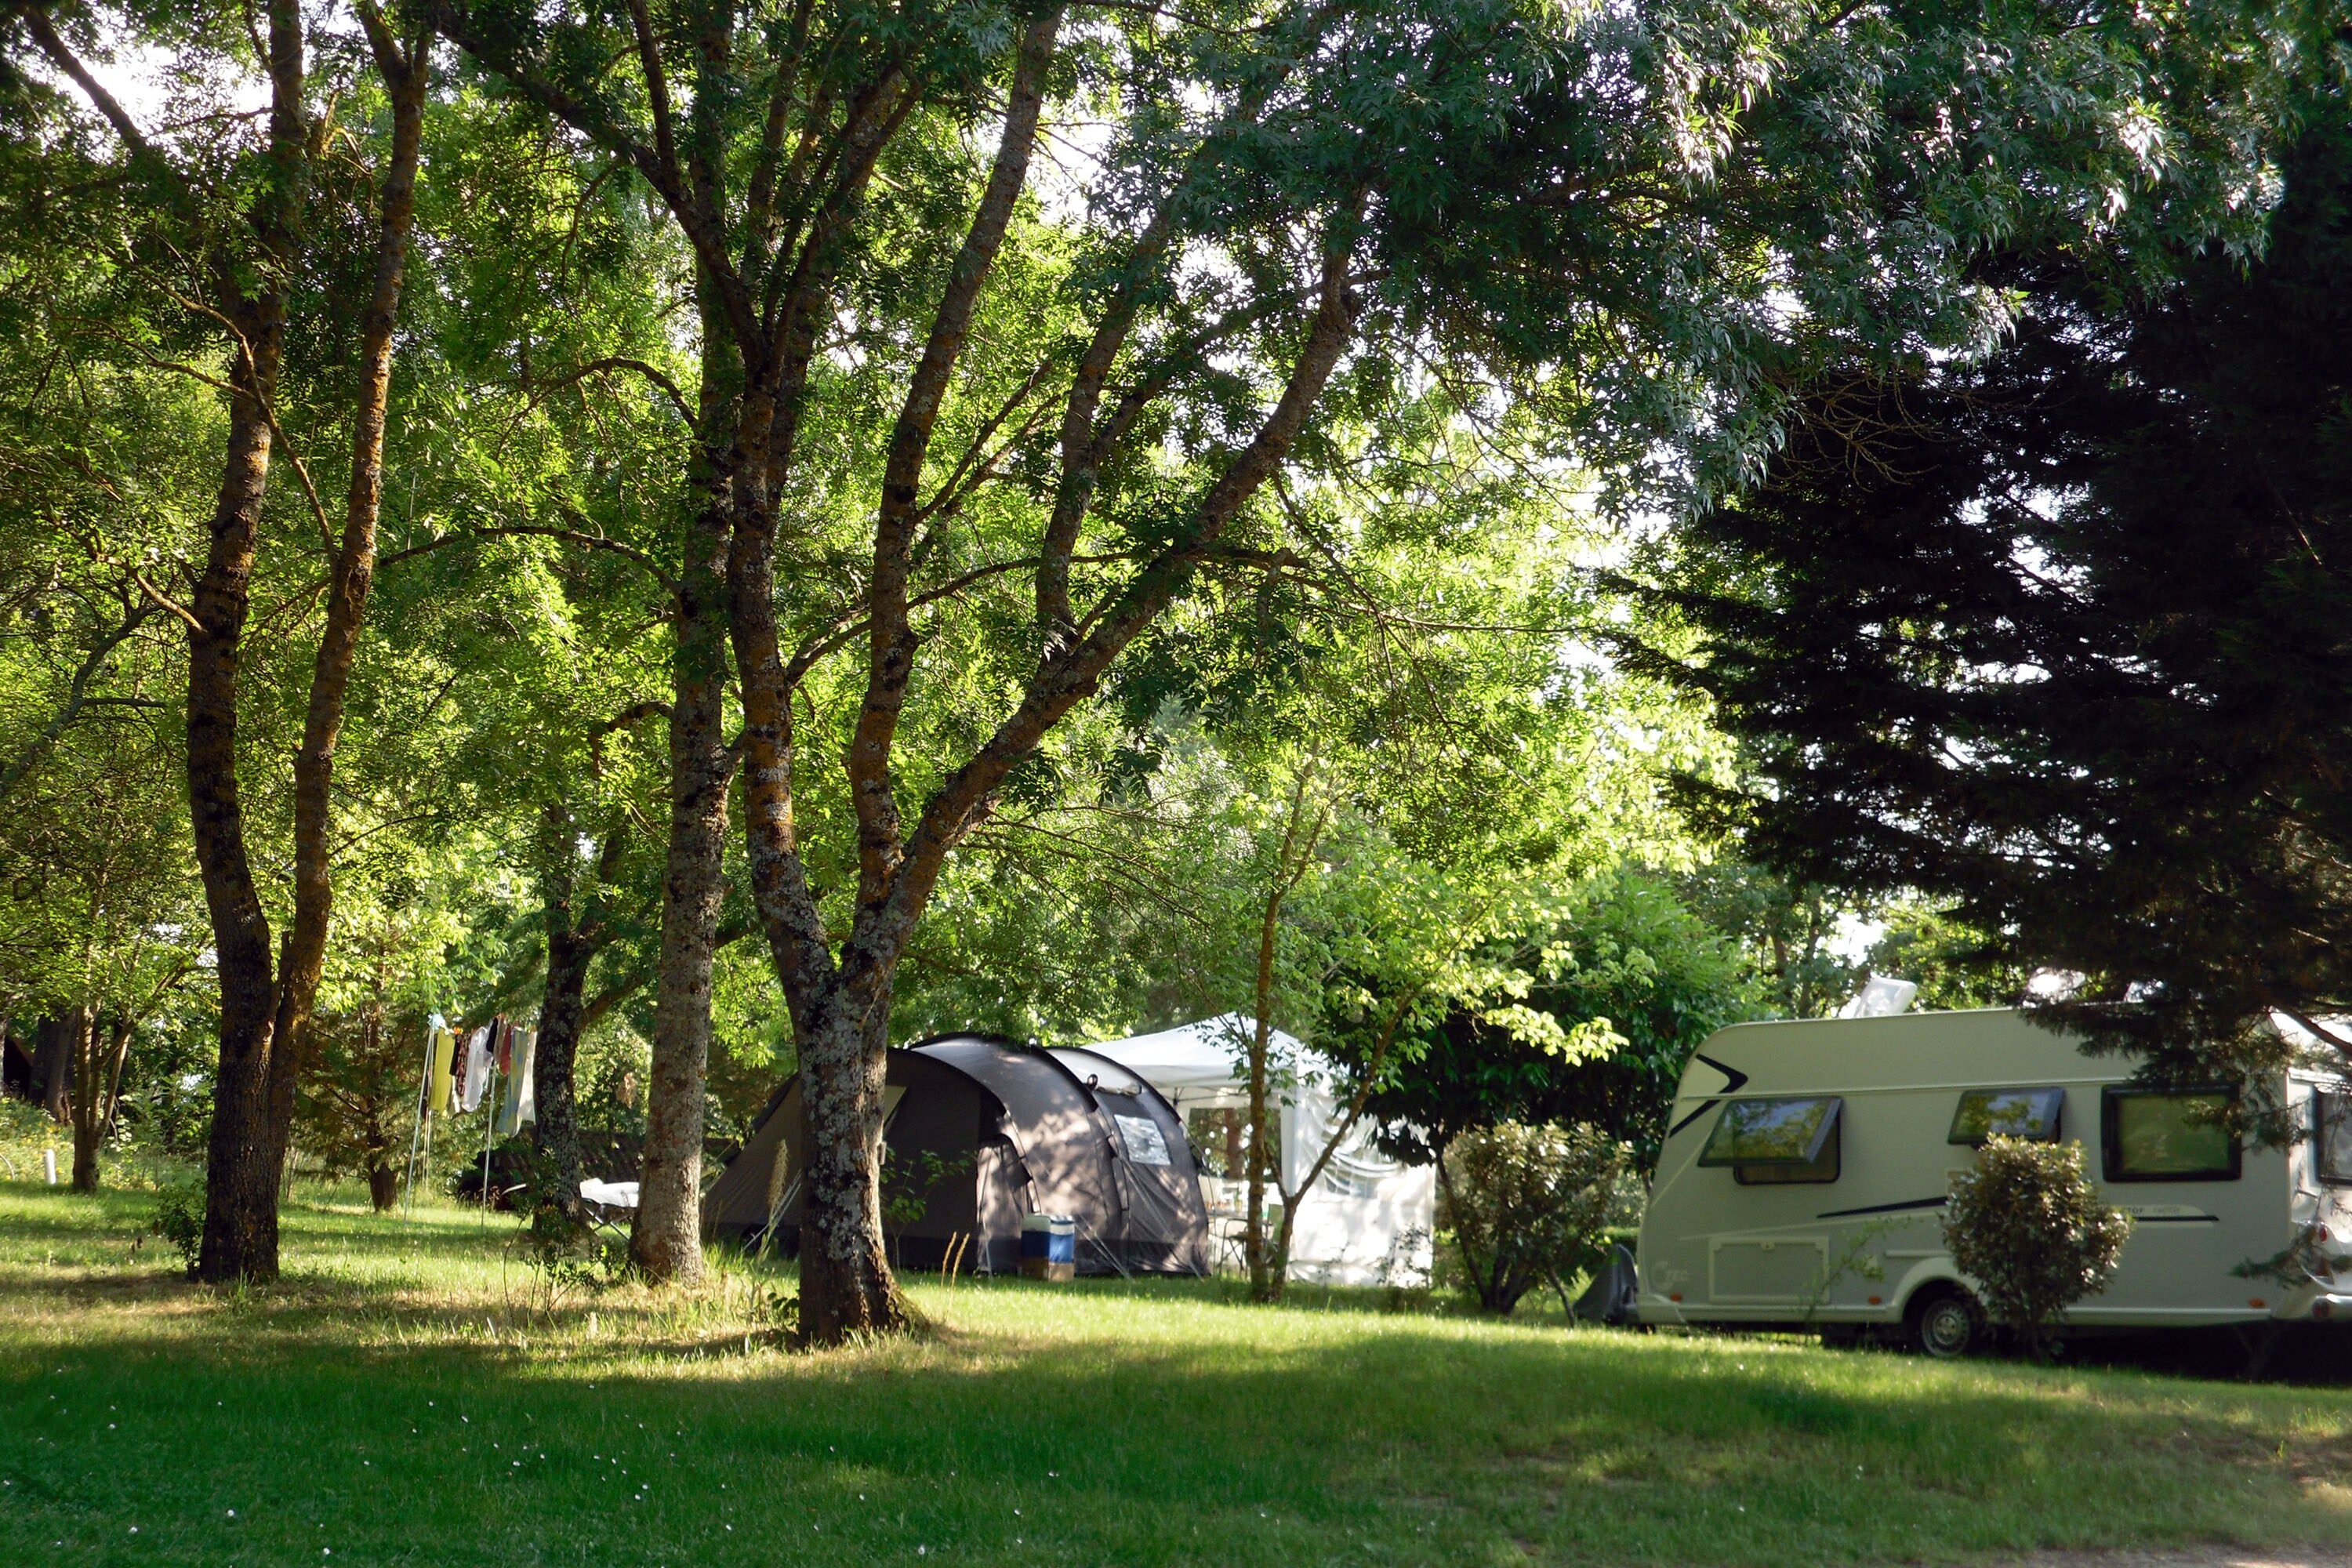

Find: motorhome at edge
[1636,1007,2352,1353]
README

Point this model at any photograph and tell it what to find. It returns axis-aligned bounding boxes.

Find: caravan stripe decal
[1668,1098,1719,1138]
[1665,1054,1754,1140]
[1816,1196,1948,1219]
[1693,1053,1751,1094]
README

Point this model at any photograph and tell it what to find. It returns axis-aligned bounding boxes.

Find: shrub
[150,1179,205,1276]
[1438,1121,1626,1315]
[1943,1135,2131,1357]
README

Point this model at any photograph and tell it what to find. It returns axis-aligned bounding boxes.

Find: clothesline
[401,1011,540,1220]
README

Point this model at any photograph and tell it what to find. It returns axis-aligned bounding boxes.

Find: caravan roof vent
[1838,977,1918,1019]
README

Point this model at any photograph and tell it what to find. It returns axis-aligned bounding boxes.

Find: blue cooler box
[1021,1214,1076,1280]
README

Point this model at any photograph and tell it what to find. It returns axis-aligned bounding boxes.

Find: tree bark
[185,0,306,1286]
[627,484,736,1284]
[32,1016,71,1123]
[191,325,292,1283]
[531,805,597,1225]
[1245,1015,1274,1299]
[795,991,900,1341]
[730,15,1058,1340]
[67,1007,100,1192]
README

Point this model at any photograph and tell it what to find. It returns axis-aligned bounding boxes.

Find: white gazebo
[1080,1013,1434,1286]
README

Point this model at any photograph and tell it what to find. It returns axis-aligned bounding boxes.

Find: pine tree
[1642,104,2352,1091]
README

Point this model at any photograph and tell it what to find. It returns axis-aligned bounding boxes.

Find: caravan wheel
[1905,1286,1983,1359]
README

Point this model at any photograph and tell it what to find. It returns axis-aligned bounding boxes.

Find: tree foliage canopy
[1641,100,2352,1091]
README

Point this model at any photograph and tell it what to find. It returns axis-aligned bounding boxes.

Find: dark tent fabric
[705,1033,1210,1276]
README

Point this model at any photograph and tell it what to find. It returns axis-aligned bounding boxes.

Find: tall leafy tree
[5,0,433,1277]
[1639,98,2352,1099]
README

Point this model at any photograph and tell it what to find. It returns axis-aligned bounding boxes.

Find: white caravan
[1636,1008,2352,1354]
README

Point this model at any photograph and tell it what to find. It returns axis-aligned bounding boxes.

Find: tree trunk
[627,491,735,1285]
[67,1007,100,1192]
[191,346,292,1285]
[531,807,594,1225]
[1246,1018,1275,1301]
[367,1159,398,1212]
[795,986,905,1339]
[101,1016,133,1136]
[187,0,308,1287]
[32,1017,71,1123]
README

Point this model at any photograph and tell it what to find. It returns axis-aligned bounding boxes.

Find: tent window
[1114,1114,1171,1167]
[1699,1098,1842,1185]
[2103,1087,2241,1182]
[1948,1087,2064,1145]
[2315,1092,2352,1186]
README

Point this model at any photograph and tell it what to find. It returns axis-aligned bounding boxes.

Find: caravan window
[2103,1087,2241,1182]
[2316,1092,2352,1185]
[1948,1087,2064,1146]
[1699,1098,1842,1185]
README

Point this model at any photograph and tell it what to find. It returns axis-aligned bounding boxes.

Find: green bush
[1943,1135,2131,1357]
[150,1179,205,1276]
[1438,1121,1626,1315]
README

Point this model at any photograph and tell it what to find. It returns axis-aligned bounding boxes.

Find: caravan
[1636,1008,2352,1354]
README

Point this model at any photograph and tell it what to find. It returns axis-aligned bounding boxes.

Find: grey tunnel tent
[706,1033,1211,1276]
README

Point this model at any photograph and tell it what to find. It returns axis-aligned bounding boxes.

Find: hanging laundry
[497,1029,538,1136]
[426,1028,456,1116]
[459,1025,492,1112]
[492,1018,515,1076]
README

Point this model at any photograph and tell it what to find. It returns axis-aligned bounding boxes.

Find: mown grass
[2,1179,2349,1566]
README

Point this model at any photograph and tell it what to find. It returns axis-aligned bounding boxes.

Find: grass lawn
[2,1181,2349,1566]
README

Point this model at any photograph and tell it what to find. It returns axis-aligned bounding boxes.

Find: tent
[706,1033,1210,1276]
[1082,1014,1436,1287]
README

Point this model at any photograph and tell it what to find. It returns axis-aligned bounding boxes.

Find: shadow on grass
[5,1297,2352,1566]
[5,1181,2352,1566]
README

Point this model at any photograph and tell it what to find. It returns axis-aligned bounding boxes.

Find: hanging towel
[426,1028,456,1116]
[459,1025,492,1112]
[513,1029,536,1127]
[497,1029,538,1135]
[493,1018,514,1076]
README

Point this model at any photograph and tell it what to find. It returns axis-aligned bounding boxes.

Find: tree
[1943,1135,2131,1359]
[1365,871,1755,1175]
[0,552,201,1190]
[5,0,434,1277]
[1862,902,2029,1013]
[1677,862,1867,1020]
[1639,100,2352,1095]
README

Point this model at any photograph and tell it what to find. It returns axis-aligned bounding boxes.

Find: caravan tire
[1904,1285,1984,1359]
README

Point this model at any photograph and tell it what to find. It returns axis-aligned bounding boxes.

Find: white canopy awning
[1079,1011,1316,1105]
[1080,1014,1435,1284]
